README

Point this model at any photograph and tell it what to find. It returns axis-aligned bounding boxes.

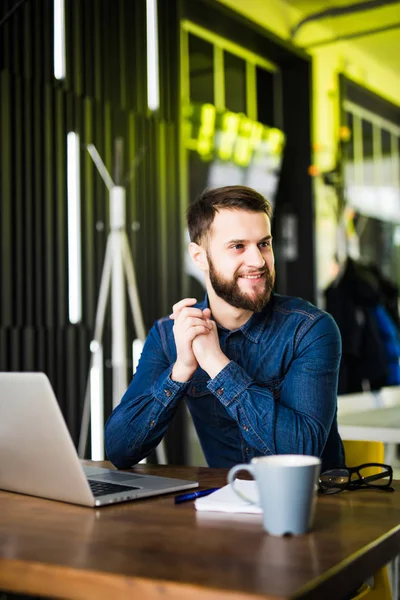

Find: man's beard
[208,255,275,312]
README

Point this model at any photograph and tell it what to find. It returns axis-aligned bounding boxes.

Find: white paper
[194,479,262,514]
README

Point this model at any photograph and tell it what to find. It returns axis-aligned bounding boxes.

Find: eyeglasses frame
[319,462,394,495]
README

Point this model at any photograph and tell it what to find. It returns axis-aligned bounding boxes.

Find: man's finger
[187,325,211,342]
[183,317,213,332]
[202,308,212,319]
[170,298,197,319]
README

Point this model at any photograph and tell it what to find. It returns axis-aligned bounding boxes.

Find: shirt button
[216,388,224,396]
[165,389,172,397]
[243,425,248,431]
[150,421,155,427]
[245,448,249,454]
[192,386,197,394]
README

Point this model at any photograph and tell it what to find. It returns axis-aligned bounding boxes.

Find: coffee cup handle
[227,464,258,504]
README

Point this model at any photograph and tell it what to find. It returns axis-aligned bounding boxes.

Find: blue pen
[174,487,220,504]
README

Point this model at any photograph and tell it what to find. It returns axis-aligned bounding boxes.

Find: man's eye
[259,241,271,248]
[232,244,244,250]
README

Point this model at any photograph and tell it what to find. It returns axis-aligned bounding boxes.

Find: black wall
[0,0,183,457]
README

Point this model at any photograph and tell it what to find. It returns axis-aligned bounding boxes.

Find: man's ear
[189,242,209,272]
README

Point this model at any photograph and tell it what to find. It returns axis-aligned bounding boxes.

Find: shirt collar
[200,294,272,343]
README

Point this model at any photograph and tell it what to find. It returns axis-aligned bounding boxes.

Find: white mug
[227,454,321,536]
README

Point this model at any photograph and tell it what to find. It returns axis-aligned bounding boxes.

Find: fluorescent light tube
[146,0,159,111]
[54,0,66,79]
[67,132,82,324]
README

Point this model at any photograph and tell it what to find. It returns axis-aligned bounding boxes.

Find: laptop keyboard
[88,480,140,497]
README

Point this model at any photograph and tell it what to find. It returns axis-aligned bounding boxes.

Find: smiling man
[105,185,344,471]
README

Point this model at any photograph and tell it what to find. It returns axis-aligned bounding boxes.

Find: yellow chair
[343,440,392,600]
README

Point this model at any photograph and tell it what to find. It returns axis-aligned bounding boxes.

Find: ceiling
[283,0,400,75]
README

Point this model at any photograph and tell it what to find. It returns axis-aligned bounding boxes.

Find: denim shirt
[105,293,344,472]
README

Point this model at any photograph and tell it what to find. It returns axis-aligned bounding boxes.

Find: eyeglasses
[319,463,394,495]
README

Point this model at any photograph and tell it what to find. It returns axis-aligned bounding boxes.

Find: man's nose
[246,246,266,268]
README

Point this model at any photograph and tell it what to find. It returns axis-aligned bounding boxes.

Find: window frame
[181,19,278,120]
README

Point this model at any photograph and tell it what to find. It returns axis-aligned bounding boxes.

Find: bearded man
[105,185,344,471]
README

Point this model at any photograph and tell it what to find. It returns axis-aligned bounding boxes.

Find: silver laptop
[0,372,198,507]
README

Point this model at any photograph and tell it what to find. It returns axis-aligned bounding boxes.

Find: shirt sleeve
[105,322,189,468]
[207,312,342,457]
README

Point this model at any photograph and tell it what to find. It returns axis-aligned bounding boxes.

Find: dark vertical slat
[119,0,126,110]
[65,326,78,443]
[10,328,21,370]
[45,328,56,388]
[158,0,179,123]
[23,0,32,80]
[127,110,137,259]
[72,0,83,96]
[1,0,11,70]
[135,114,148,326]
[22,327,36,371]
[126,110,146,341]
[44,84,55,327]
[83,0,94,99]
[55,87,68,325]
[12,0,22,76]
[23,77,34,325]
[56,328,66,417]
[1,71,13,326]
[103,0,112,104]
[14,76,25,327]
[37,328,46,373]
[64,0,71,89]
[123,0,136,112]
[166,121,182,305]
[109,0,120,108]
[33,78,45,326]
[157,121,168,315]
[33,0,44,82]
[83,97,95,325]
[0,329,7,370]
[43,0,53,84]
[150,117,160,322]
[135,0,147,115]
[93,0,103,103]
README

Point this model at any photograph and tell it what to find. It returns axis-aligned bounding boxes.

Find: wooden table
[0,463,400,600]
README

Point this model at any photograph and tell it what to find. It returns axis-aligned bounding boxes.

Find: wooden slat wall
[0,0,183,458]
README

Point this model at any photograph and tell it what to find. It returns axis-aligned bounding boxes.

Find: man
[105,185,344,471]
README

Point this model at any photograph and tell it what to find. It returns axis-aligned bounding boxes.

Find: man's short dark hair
[187,185,273,244]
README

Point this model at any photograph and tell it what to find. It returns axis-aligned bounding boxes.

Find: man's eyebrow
[224,235,272,246]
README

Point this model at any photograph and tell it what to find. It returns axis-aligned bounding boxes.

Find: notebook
[0,372,198,507]
[195,480,262,513]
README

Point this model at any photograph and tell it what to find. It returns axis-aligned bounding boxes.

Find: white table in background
[338,386,400,445]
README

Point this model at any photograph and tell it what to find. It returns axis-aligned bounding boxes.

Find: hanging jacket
[325,258,388,394]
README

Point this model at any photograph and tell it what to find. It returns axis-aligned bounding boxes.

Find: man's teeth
[242,274,262,279]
